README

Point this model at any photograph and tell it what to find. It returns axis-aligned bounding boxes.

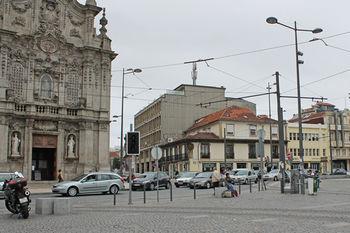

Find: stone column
[23,119,34,180]
[98,122,110,171]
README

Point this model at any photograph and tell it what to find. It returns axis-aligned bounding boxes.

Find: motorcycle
[2,172,31,219]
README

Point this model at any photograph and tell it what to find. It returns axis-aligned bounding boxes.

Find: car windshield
[180,172,196,178]
[71,174,87,181]
[195,172,211,178]
[236,170,248,176]
[140,173,156,179]
[270,170,278,174]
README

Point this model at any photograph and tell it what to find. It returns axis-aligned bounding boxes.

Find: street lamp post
[266,17,322,194]
[119,68,142,206]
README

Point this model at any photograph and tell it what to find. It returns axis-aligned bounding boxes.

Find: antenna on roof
[192,63,197,85]
[184,58,214,86]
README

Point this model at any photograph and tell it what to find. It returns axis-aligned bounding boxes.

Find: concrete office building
[134,84,256,173]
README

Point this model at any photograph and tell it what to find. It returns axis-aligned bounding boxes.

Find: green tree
[112,157,121,169]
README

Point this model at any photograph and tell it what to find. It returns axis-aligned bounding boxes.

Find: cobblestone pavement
[1,179,350,233]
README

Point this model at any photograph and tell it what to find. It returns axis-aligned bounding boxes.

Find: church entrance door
[32,135,57,181]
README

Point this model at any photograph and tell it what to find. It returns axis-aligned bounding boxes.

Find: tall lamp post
[266,17,322,194]
[119,68,142,172]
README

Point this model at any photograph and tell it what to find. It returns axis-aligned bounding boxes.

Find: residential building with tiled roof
[159,106,280,175]
[287,102,350,172]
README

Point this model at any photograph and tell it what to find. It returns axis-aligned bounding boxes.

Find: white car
[263,170,279,181]
[175,172,198,187]
[231,169,257,184]
[52,172,125,197]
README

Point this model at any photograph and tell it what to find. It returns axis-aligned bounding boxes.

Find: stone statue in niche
[67,135,75,158]
[11,132,21,156]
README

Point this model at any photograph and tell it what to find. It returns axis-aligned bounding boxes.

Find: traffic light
[126,132,140,155]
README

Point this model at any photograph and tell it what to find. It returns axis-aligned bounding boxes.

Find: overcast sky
[79,0,350,148]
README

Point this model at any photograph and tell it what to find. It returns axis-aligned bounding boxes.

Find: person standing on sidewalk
[212,168,221,195]
[58,169,64,182]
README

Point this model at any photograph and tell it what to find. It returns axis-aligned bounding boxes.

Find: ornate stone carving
[67,11,85,26]
[11,0,32,14]
[39,36,58,54]
[36,1,64,43]
[70,28,81,38]
[34,120,58,131]
[12,16,26,27]
[66,134,76,158]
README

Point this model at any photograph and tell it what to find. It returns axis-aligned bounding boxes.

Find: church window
[10,62,25,98]
[40,74,53,99]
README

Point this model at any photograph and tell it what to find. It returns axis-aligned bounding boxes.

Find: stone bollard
[53,198,71,215]
[35,198,54,215]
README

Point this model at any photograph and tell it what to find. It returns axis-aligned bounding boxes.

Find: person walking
[58,169,64,183]
[212,168,221,195]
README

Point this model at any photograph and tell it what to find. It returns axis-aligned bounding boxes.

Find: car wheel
[109,185,119,194]
[175,184,179,188]
[273,176,278,181]
[67,187,78,197]
[206,182,211,189]
[150,183,155,191]
[254,179,258,184]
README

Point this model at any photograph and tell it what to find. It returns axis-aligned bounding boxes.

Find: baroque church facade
[0,0,116,181]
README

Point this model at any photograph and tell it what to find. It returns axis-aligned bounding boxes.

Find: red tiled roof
[314,101,334,107]
[288,112,325,124]
[185,132,220,140]
[187,106,277,132]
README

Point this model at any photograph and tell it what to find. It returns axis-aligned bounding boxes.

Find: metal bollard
[249,179,252,193]
[194,184,197,200]
[258,179,260,191]
[263,180,266,191]
[170,182,173,202]
[238,181,241,195]
[143,185,146,204]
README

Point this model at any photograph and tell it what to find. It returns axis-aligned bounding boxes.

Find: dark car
[131,172,171,191]
[333,168,348,175]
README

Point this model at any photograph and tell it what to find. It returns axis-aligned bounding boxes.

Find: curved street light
[266,17,323,194]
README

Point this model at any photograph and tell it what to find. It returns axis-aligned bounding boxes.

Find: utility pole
[224,127,227,171]
[267,82,273,171]
[275,71,285,193]
[328,123,333,175]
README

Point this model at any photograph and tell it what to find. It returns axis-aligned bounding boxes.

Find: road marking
[300,202,350,209]
[252,218,277,223]
[325,222,350,228]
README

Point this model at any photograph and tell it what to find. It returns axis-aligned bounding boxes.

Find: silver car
[52,172,125,197]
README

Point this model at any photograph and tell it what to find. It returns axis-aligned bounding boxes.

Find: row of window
[289,133,323,141]
[289,148,326,157]
[225,124,278,137]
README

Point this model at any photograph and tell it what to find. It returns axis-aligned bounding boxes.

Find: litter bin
[307,177,314,195]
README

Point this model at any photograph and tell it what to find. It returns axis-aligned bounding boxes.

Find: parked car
[263,169,280,181]
[333,168,348,175]
[131,172,171,191]
[175,172,198,187]
[52,172,125,197]
[0,172,24,198]
[189,172,225,189]
[231,169,257,184]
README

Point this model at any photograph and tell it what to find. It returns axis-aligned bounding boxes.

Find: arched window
[40,74,53,99]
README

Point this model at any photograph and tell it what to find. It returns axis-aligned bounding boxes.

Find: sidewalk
[27,182,54,195]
